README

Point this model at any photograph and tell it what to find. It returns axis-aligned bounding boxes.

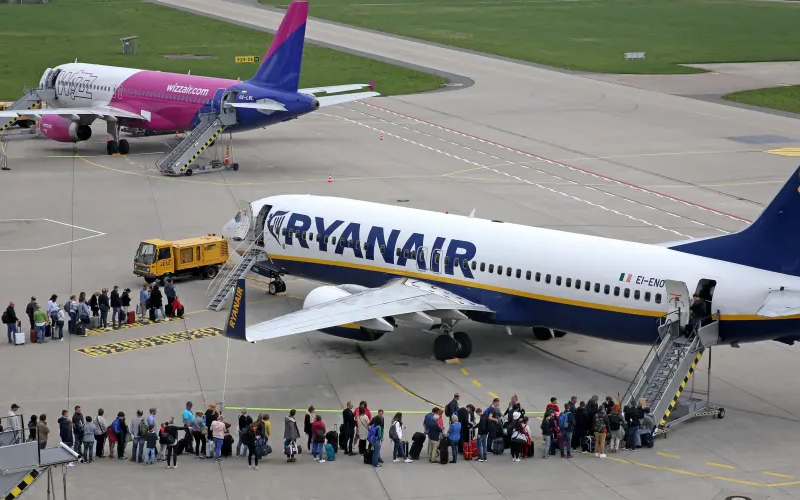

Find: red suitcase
[463,439,477,459]
[30,329,37,344]
[127,311,136,325]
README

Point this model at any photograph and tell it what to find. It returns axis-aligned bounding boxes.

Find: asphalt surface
[1,1,800,499]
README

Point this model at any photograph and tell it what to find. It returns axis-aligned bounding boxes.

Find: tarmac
[1,1,800,499]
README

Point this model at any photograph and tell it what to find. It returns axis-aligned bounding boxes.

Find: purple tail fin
[248,1,308,92]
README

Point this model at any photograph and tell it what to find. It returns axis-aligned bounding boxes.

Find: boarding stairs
[0,135,8,171]
[155,106,236,177]
[206,237,263,311]
[0,88,54,135]
[0,414,79,500]
[621,280,724,436]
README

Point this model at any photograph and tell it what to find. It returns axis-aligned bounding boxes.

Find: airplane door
[211,88,227,114]
[665,280,691,327]
[416,247,427,272]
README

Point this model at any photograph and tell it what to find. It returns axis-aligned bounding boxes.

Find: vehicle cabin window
[624,288,630,298]
[565,278,572,287]
[489,264,494,273]
[594,283,600,293]
[535,272,541,282]
[480,263,485,272]
[556,276,562,286]
[471,261,477,270]
[545,274,551,284]
[526,270,531,280]
[585,281,590,291]
[614,286,620,297]
[645,292,651,302]
[655,293,662,304]
[604,285,610,295]
[157,247,171,260]
[575,279,581,289]
[634,290,640,300]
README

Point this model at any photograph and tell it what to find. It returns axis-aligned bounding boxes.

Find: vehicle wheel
[185,169,193,177]
[144,277,156,284]
[717,408,725,419]
[268,281,279,295]
[433,335,457,361]
[16,120,32,129]
[118,139,130,155]
[532,326,553,341]
[106,140,119,155]
[232,163,239,171]
[553,330,567,338]
[159,274,172,287]
[453,331,472,358]
[203,266,218,279]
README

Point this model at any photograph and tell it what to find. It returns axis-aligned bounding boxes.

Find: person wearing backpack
[130,409,147,463]
[310,414,326,462]
[558,403,575,458]
[592,406,610,458]
[367,421,383,468]
[540,412,556,459]
[4,301,19,345]
[389,412,412,463]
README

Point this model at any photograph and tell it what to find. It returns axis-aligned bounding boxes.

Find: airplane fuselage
[226,195,800,346]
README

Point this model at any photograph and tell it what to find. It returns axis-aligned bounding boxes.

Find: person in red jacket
[310,415,326,462]
[353,401,372,422]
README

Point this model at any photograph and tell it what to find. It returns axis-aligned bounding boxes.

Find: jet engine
[39,115,92,143]
[305,285,394,342]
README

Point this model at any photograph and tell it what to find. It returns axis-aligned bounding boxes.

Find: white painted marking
[0,218,106,252]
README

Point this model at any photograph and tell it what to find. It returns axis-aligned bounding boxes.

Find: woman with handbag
[509,412,526,462]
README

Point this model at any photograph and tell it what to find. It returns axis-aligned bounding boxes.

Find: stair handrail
[206,236,251,295]
[156,113,220,167]
[208,236,263,300]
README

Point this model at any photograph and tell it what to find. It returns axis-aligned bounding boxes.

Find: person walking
[237,409,253,458]
[389,412,412,463]
[211,414,226,462]
[3,302,19,345]
[94,409,108,458]
[7,404,21,443]
[37,414,49,450]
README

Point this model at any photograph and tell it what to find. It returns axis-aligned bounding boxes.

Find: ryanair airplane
[221,166,800,360]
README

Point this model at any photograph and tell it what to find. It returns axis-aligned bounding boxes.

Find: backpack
[326,442,335,461]
[1,311,7,324]
[558,412,570,431]
[445,404,453,418]
[139,419,148,436]
[366,425,377,444]
[315,428,325,442]
[592,414,606,433]
[389,422,398,441]
[609,414,621,431]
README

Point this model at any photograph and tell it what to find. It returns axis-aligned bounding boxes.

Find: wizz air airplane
[220,167,800,361]
[0,1,377,156]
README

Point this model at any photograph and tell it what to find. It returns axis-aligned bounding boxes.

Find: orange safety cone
[224,145,230,164]
[328,174,332,183]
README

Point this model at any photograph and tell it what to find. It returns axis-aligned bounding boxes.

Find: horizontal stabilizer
[228,101,287,112]
[755,289,800,317]
[317,91,380,108]
[300,83,374,95]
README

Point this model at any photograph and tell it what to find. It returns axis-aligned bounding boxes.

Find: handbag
[511,431,527,444]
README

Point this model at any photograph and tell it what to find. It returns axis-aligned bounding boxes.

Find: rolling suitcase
[90,316,100,329]
[222,434,234,457]
[127,311,136,325]
[402,440,409,458]
[364,447,373,465]
[491,437,504,454]
[30,329,37,344]
[641,431,653,449]
[438,438,449,464]
[463,439,477,459]
[581,435,594,453]
[45,324,52,338]
[14,330,25,345]
[326,426,339,454]
[326,443,335,461]
[409,433,425,460]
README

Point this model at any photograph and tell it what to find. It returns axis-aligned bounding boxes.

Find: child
[144,425,158,465]
[82,416,96,463]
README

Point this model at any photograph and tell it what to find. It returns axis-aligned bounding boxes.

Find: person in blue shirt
[448,416,462,463]
[182,402,195,454]
[425,408,442,463]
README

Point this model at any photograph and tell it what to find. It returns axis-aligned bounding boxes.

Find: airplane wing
[229,278,493,343]
[0,105,144,120]
[755,289,800,317]
[228,102,287,112]
[300,83,374,95]
[317,91,380,108]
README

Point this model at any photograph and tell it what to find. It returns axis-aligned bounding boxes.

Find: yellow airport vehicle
[0,100,41,128]
[134,234,229,284]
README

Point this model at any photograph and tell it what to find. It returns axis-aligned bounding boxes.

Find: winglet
[224,279,248,341]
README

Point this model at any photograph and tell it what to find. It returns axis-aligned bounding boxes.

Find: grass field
[0,0,444,100]
[260,0,800,74]
[724,86,800,115]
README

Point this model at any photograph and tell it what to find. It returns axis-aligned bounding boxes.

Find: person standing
[211,415,226,462]
[389,412,411,463]
[445,393,460,423]
[243,422,259,469]
[144,425,158,465]
[540,412,556,459]
[7,404,21,443]
[369,419,383,468]
[164,418,180,469]
[112,412,128,460]
[72,406,85,457]
[448,415,462,463]
[139,284,150,322]
[94,409,108,458]
[32,304,48,343]
[310,414,326,462]
[74,295,91,336]
[130,410,147,463]
[64,295,76,334]
[283,409,300,463]
[110,286,122,329]
[425,409,442,463]
[82,416,96,464]
[475,407,489,462]
[304,406,315,451]
[55,306,66,341]
[607,404,624,453]
[25,297,37,332]
[165,279,177,315]
[592,406,610,458]
[182,402,195,454]
[193,411,208,458]
[149,285,164,322]
[98,288,110,330]
[558,403,575,458]
[205,404,219,458]
[121,288,132,319]
[356,408,370,455]
[237,409,253,458]
[342,402,356,456]
[47,295,59,326]
[37,414,49,450]
[3,302,19,345]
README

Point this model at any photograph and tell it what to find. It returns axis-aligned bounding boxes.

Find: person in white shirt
[47,295,59,325]
[7,404,21,443]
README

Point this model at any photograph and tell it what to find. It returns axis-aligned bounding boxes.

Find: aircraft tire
[453,331,472,358]
[276,280,287,293]
[232,163,239,171]
[118,139,130,155]
[434,335,457,361]
[532,326,553,341]
[717,408,725,419]
[106,140,119,155]
[268,282,278,295]
[553,330,567,338]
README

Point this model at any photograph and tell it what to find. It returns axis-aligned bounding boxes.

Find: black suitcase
[338,429,348,451]
[45,324,52,338]
[625,427,637,450]
[641,431,653,449]
[222,434,234,457]
[402,440,409,458]
[165,303,173,317]
[525,442,534,458]
[549,436,558,455]
[439,442,449,464]
[492,437,504,454]
[326,429,338,454]
[364,447,373,465]
[581,435,594,453]
[409,437,425,460]
[149,308,155,322]
[175,440,185,456]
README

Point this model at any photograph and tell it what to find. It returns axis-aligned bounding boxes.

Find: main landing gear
[106,121,130,155]
[433,324,472,361]
[267,272,286,295]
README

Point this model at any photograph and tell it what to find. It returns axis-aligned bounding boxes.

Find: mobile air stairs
[0,414,80,500]
[155,89,240,177]
[0,87,53,135]
[621,279,725,437]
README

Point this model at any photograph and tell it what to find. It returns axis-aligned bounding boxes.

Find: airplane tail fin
[248,0,308,92]
[224,278,248,342]
[670,165,800,276]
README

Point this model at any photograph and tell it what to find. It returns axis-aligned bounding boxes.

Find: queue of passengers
[7,393,655,471]
[2,282,184,344]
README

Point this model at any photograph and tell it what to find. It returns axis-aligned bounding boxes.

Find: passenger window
[410,250,416,259]
[506,267,512,277]
[471,261,477,270]
[594,283,600,293]
[498,266,503,275]
[624,288,630,298]
[316,234,320,242]
[403,249,409,259]
[434,254,440,264]
[645,292,651,302]
[604,285,610,295]
[634,290,640,300]
[281,228,286,236]
[324,236,329,244]
[655,293,662,304]
[454,258,459,267]
[444,256,450,265]
[480,263,485,272]
[535,272,541,282]
[489,264,494,273]
[302,231,307,239]
[585,281,590,291]
[565,278,572,287]
[462,260,469,269]
[332,237,337,245]
[356,240,360,248]
[556,276,562,286]
[526,271,531,280]
[396,248,401,257]
[308,233,313,241]
[614,286,620,297]
[545,274,551,284]
[575,279,581,289]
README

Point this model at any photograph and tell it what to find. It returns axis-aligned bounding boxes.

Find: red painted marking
[360,102,753,224]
